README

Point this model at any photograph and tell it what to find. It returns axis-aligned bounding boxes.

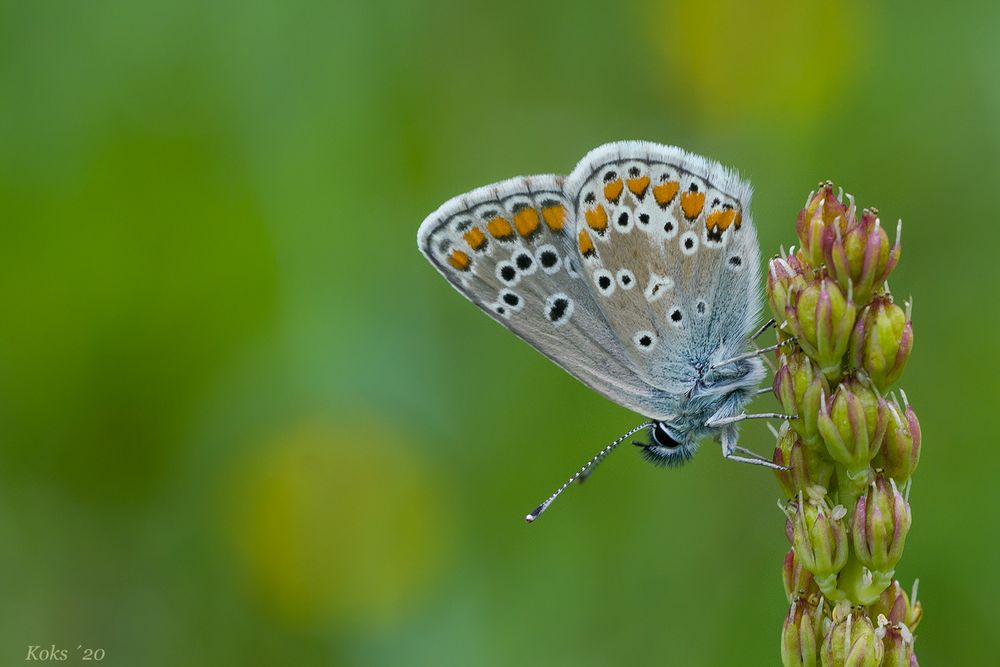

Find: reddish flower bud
[781,595,824,667]
[876,615,917,667]
[870,580,922,632]
[774,423,834,498]
[848,296,913,391]
[768,250,816,331]
[823,206,901,305]
[785,278,857,382]
[782,547,819,602]
[872,392,921,483]
[852,474,911,575]
[788,494,849,597]
[821,606,884,667]
[797,182,850,268]
[774,348,830,446]
[817,375,889,473]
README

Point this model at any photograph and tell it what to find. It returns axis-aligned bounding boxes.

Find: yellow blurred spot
[224,419,448,628]
[648,0,867,123]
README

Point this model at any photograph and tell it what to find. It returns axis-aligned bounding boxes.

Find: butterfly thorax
[640,355,765,466]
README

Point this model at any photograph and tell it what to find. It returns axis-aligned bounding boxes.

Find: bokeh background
[1,1,998,664]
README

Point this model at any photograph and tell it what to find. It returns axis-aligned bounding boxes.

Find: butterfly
[417,141,789,522]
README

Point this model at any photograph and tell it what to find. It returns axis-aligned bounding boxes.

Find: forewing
[565,141,762,390]
[417,174,673,418]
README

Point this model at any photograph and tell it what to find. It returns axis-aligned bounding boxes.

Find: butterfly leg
[720,426,787,471]
[732,445,774,463]
[706,412,797,428]
[724,451,785,469]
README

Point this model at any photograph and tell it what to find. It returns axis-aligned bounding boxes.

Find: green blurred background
[1,1,997,664]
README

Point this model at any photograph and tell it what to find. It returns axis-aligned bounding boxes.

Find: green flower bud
[875,616,917,667]
[788,494,849,597]
[869,579,922,632]
[786,278,857,382]
[769,251,816,331]
[821,607,884,667]
[774,423,834,498]
[797,182,850,268]
[817,375,888,474]
[782,596,824,667]
[824,207,901,305]
[852,474,911,576]
[774,349,831,446]
[868,580,905,625]
[872,392,921,483]
[848,296,913,391]
[783,547,819,601]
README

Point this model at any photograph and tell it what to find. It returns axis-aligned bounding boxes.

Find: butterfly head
[636,420,699,467]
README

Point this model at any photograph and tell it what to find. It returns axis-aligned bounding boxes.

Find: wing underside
[417,141,763,419]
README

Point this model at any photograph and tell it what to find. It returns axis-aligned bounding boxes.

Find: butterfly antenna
[525,421,654,524]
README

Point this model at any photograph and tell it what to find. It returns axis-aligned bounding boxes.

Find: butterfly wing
[417,174,674,418]
[565,141,763,391]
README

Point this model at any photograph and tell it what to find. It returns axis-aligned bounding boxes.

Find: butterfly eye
[651,422,681,449]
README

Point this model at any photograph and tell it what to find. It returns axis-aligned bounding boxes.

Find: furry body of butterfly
[418,141,778,516]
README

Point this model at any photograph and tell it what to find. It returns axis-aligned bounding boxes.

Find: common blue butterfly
[417,142,789,521]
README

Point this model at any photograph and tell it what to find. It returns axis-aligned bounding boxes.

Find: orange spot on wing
[578,230,596,257]
[627,176,650,198]
[603,179,624,203]
[706,210,722,229]
[585,204,608,232]
[541,204,566,231]
[706,209,739,233]
[463,226,487,251]
[653,181,679,208]
[486,216,514,240]
[512,207,541,238]
[681,191,705,220]
[448,249,471,271]
[733,210,742,229]
[723,209,739,230]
